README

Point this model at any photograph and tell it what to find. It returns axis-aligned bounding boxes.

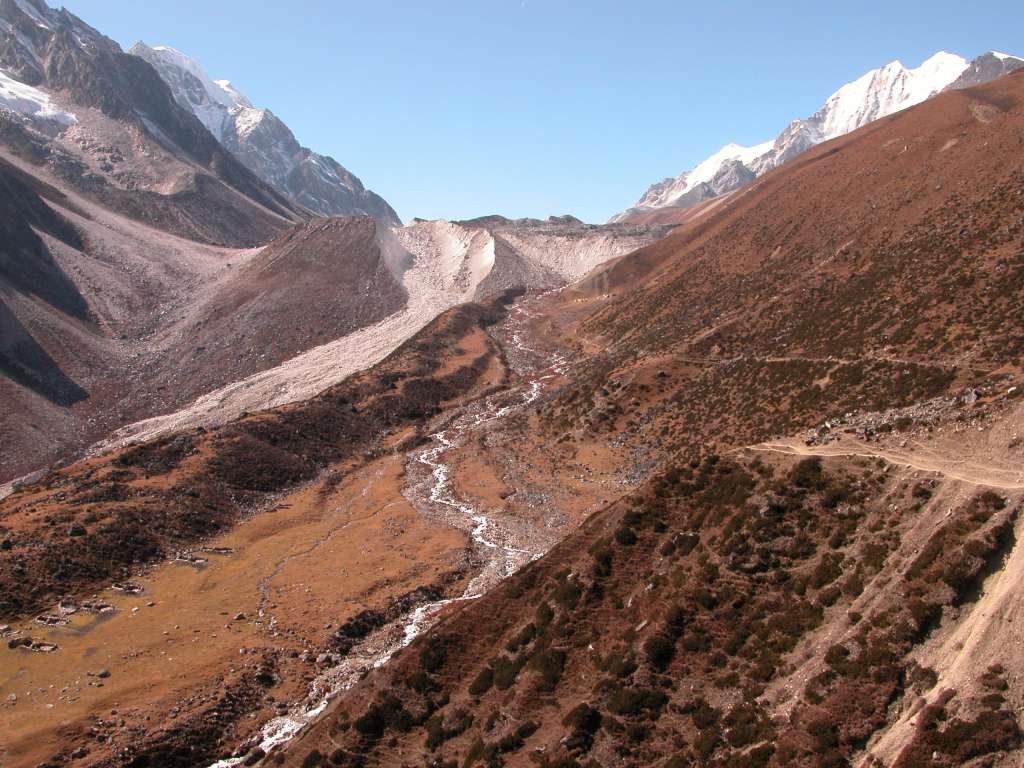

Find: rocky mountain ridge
[129,42,400,224]
[0,0,305,246]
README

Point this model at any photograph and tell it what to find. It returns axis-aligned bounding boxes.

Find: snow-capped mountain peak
[612,50,1017,222]
[132,43,254,141]
[690,142,774,185]
[815,51,967,140]
[130,41,399,224]
[635,140,772,210]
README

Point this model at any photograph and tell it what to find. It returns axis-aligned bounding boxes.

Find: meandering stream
[210,294,566,765]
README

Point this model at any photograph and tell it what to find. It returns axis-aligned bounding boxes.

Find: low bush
[643,634,675,671]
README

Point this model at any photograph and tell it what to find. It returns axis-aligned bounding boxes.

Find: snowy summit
[131,41,399,223]
[612,49,1024,221]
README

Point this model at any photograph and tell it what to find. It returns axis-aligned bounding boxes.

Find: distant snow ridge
[633,141,772,210]
[614,50,1023,221]
[814,51,967,139]
[130,42,399,224]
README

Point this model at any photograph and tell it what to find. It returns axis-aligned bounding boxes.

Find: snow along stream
[209,294,566,766]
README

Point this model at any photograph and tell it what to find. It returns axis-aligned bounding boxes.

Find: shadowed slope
[0,297,86,405]
[0,165,88,319]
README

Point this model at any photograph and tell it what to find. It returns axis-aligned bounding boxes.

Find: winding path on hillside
[749,437,1024,490]
[751,427,1024,767]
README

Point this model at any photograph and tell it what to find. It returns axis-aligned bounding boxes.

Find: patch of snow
[212,79,251,107]
[232,106,268,139]
[991,51,1023,63]
[0,69,77,125]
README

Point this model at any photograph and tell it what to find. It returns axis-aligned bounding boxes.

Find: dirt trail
[750,437,1024,489]
[860,496,1024,766]
[749,420,1024,766]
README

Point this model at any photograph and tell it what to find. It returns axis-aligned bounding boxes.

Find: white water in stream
[209,297,564,766]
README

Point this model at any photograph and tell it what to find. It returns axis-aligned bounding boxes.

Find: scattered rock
[58,599,79,615]
[200,546,236,555]
[80,600,116,613]
[175,551,209,566]
[8,636,58,652]
[111,582,143,594]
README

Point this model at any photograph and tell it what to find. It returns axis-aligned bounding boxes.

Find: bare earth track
[751,438,1024,490]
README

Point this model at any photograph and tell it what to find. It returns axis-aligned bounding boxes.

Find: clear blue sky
[62,1,1023,223]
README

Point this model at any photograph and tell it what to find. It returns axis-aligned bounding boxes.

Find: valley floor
[0,292,633,767]
[3,284,1024,767]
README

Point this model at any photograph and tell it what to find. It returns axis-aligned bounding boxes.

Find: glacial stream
[210,295,565,765]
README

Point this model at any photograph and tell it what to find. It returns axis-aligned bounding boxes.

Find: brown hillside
[541,70,1024,467]
[142,217,409,416]
[0,207,409,483]
[4,43,1024,768]
[586,71,1024,364]
[267,72,1024,768]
